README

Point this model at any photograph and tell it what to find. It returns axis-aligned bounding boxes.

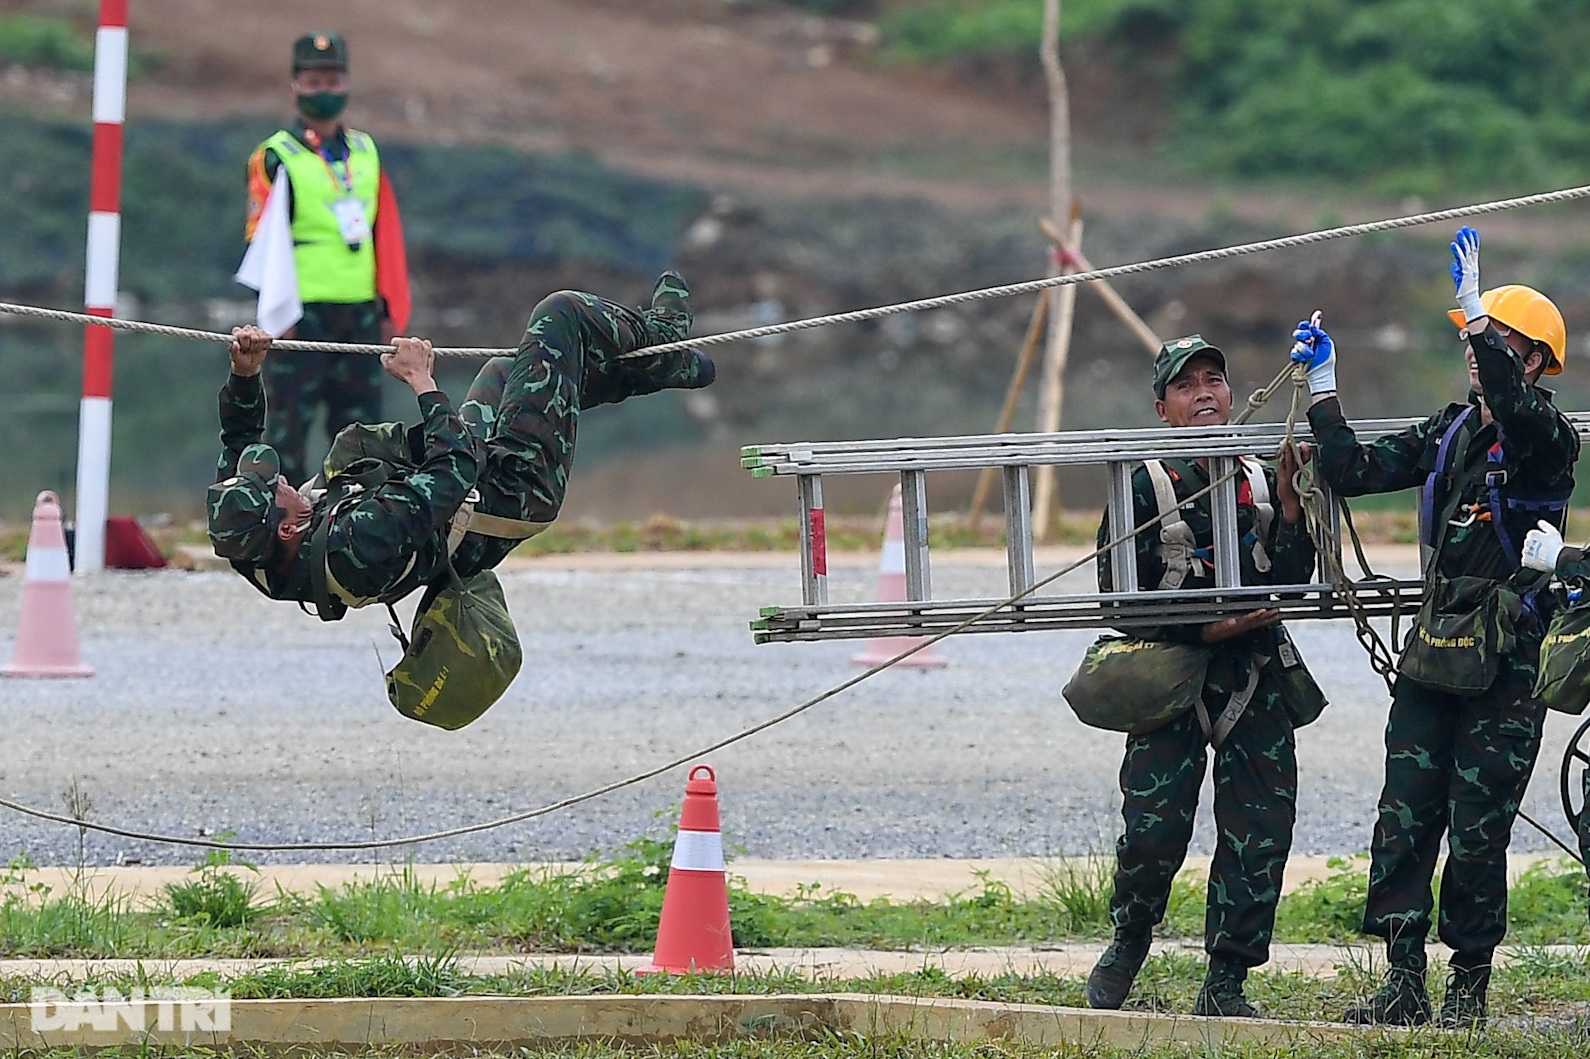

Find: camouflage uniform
[1095,457,1317,969]
[210,275,712,612]
[1306,323,1578,972]
[1537,547,1590,907]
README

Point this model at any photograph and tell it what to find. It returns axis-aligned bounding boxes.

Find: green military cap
[292,32,348,73]
[1152,334,1226,398]
[206,443,282,562]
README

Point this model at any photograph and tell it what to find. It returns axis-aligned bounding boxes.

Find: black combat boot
[645,270,693,342]
[1344,944,1431,1026]
[600,271,713,398]
[1194,957,1259,1018]
[1438,954,1491,1029]
[1085,929,1152,1009]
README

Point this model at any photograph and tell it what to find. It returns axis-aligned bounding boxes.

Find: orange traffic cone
[852,484,947,669]
[637,765,734,975]
[3,491,93,678]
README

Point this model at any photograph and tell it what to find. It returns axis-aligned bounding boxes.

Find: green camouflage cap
[1152,334,1226,398]
[292,32,348,72]
[206,444,282,562]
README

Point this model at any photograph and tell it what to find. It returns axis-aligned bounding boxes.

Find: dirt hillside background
[5,0,1588,522]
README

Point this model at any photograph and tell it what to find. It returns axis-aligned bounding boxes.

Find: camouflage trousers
[449,279,712,577]
[264,300,386,487]
[1365,650,1546,961]
[1109,649,1298,968]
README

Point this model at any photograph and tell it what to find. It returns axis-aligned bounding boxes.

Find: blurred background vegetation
[5,1,1590,524]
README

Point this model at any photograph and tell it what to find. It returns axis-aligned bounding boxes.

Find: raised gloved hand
[1450,226,1484,324]
[1521,519,1565,573]
[1290,319,1336,395]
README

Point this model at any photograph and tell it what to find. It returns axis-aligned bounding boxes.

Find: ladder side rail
[745,415,1457,467]
[747,416,1438,457]
[797,474,827,606]
[1209,456,1242,589]
[1002,465,1036,595]
[763,580,1396,616]
[900,469,932,600]
[1106,460,1140,594]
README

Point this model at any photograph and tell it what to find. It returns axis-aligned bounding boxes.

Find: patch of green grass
[3,840,1587,960]
[156,844,260,929]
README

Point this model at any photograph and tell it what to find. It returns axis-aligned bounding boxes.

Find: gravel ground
[0,553,1583,867]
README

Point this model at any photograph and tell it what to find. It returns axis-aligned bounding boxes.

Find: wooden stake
[968,291,1050,534]
[1031,213,1081,540]
[1038,216,1163,356]
[1032,0,1074,542]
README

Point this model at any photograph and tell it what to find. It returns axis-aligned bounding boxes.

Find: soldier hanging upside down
[206,274,713,722]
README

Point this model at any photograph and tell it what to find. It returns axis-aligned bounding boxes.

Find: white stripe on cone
[852,484,946,668]
[670,830,726,872]
[24,546,71,583]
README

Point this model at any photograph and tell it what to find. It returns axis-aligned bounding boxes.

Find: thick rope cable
[0,464,1252,852]
[4,181,1590,359]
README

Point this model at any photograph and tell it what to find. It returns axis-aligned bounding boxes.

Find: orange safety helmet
[1448,285,1566,375]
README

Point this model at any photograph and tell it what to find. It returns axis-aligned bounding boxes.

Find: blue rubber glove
[1290,320,1336,395]
[1450,226,1484,324]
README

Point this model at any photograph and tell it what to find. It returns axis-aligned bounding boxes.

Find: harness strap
[445,495,551,556]
[1192,651,1267,749]
[1422,406,1474,550]
[1144,459,1196,591]
[1239,456,1274,574]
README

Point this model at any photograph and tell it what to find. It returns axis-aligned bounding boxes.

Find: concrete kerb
[4,941,1588,987]
[0,993,1406,1052]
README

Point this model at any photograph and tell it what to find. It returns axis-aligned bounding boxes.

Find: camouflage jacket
[1096,457,1317,649]
[1306,324,1579,584]
[216,372,483,611]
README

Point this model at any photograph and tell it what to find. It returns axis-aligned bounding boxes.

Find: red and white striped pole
[73,0,128,575]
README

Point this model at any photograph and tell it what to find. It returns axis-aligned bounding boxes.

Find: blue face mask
[296,91,348,121]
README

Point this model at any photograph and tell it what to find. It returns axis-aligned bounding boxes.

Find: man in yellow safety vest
[243,32,411,486]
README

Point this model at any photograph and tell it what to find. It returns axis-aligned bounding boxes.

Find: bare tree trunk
[1031,0,1073,541]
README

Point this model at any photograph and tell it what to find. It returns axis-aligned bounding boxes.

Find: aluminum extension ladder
[739,413,1590,645]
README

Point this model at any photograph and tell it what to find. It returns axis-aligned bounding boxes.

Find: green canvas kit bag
[1063,636,1214,735]
[385,564,523,730]
[1399,573,1521,695]
[1533,592,1590,715]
